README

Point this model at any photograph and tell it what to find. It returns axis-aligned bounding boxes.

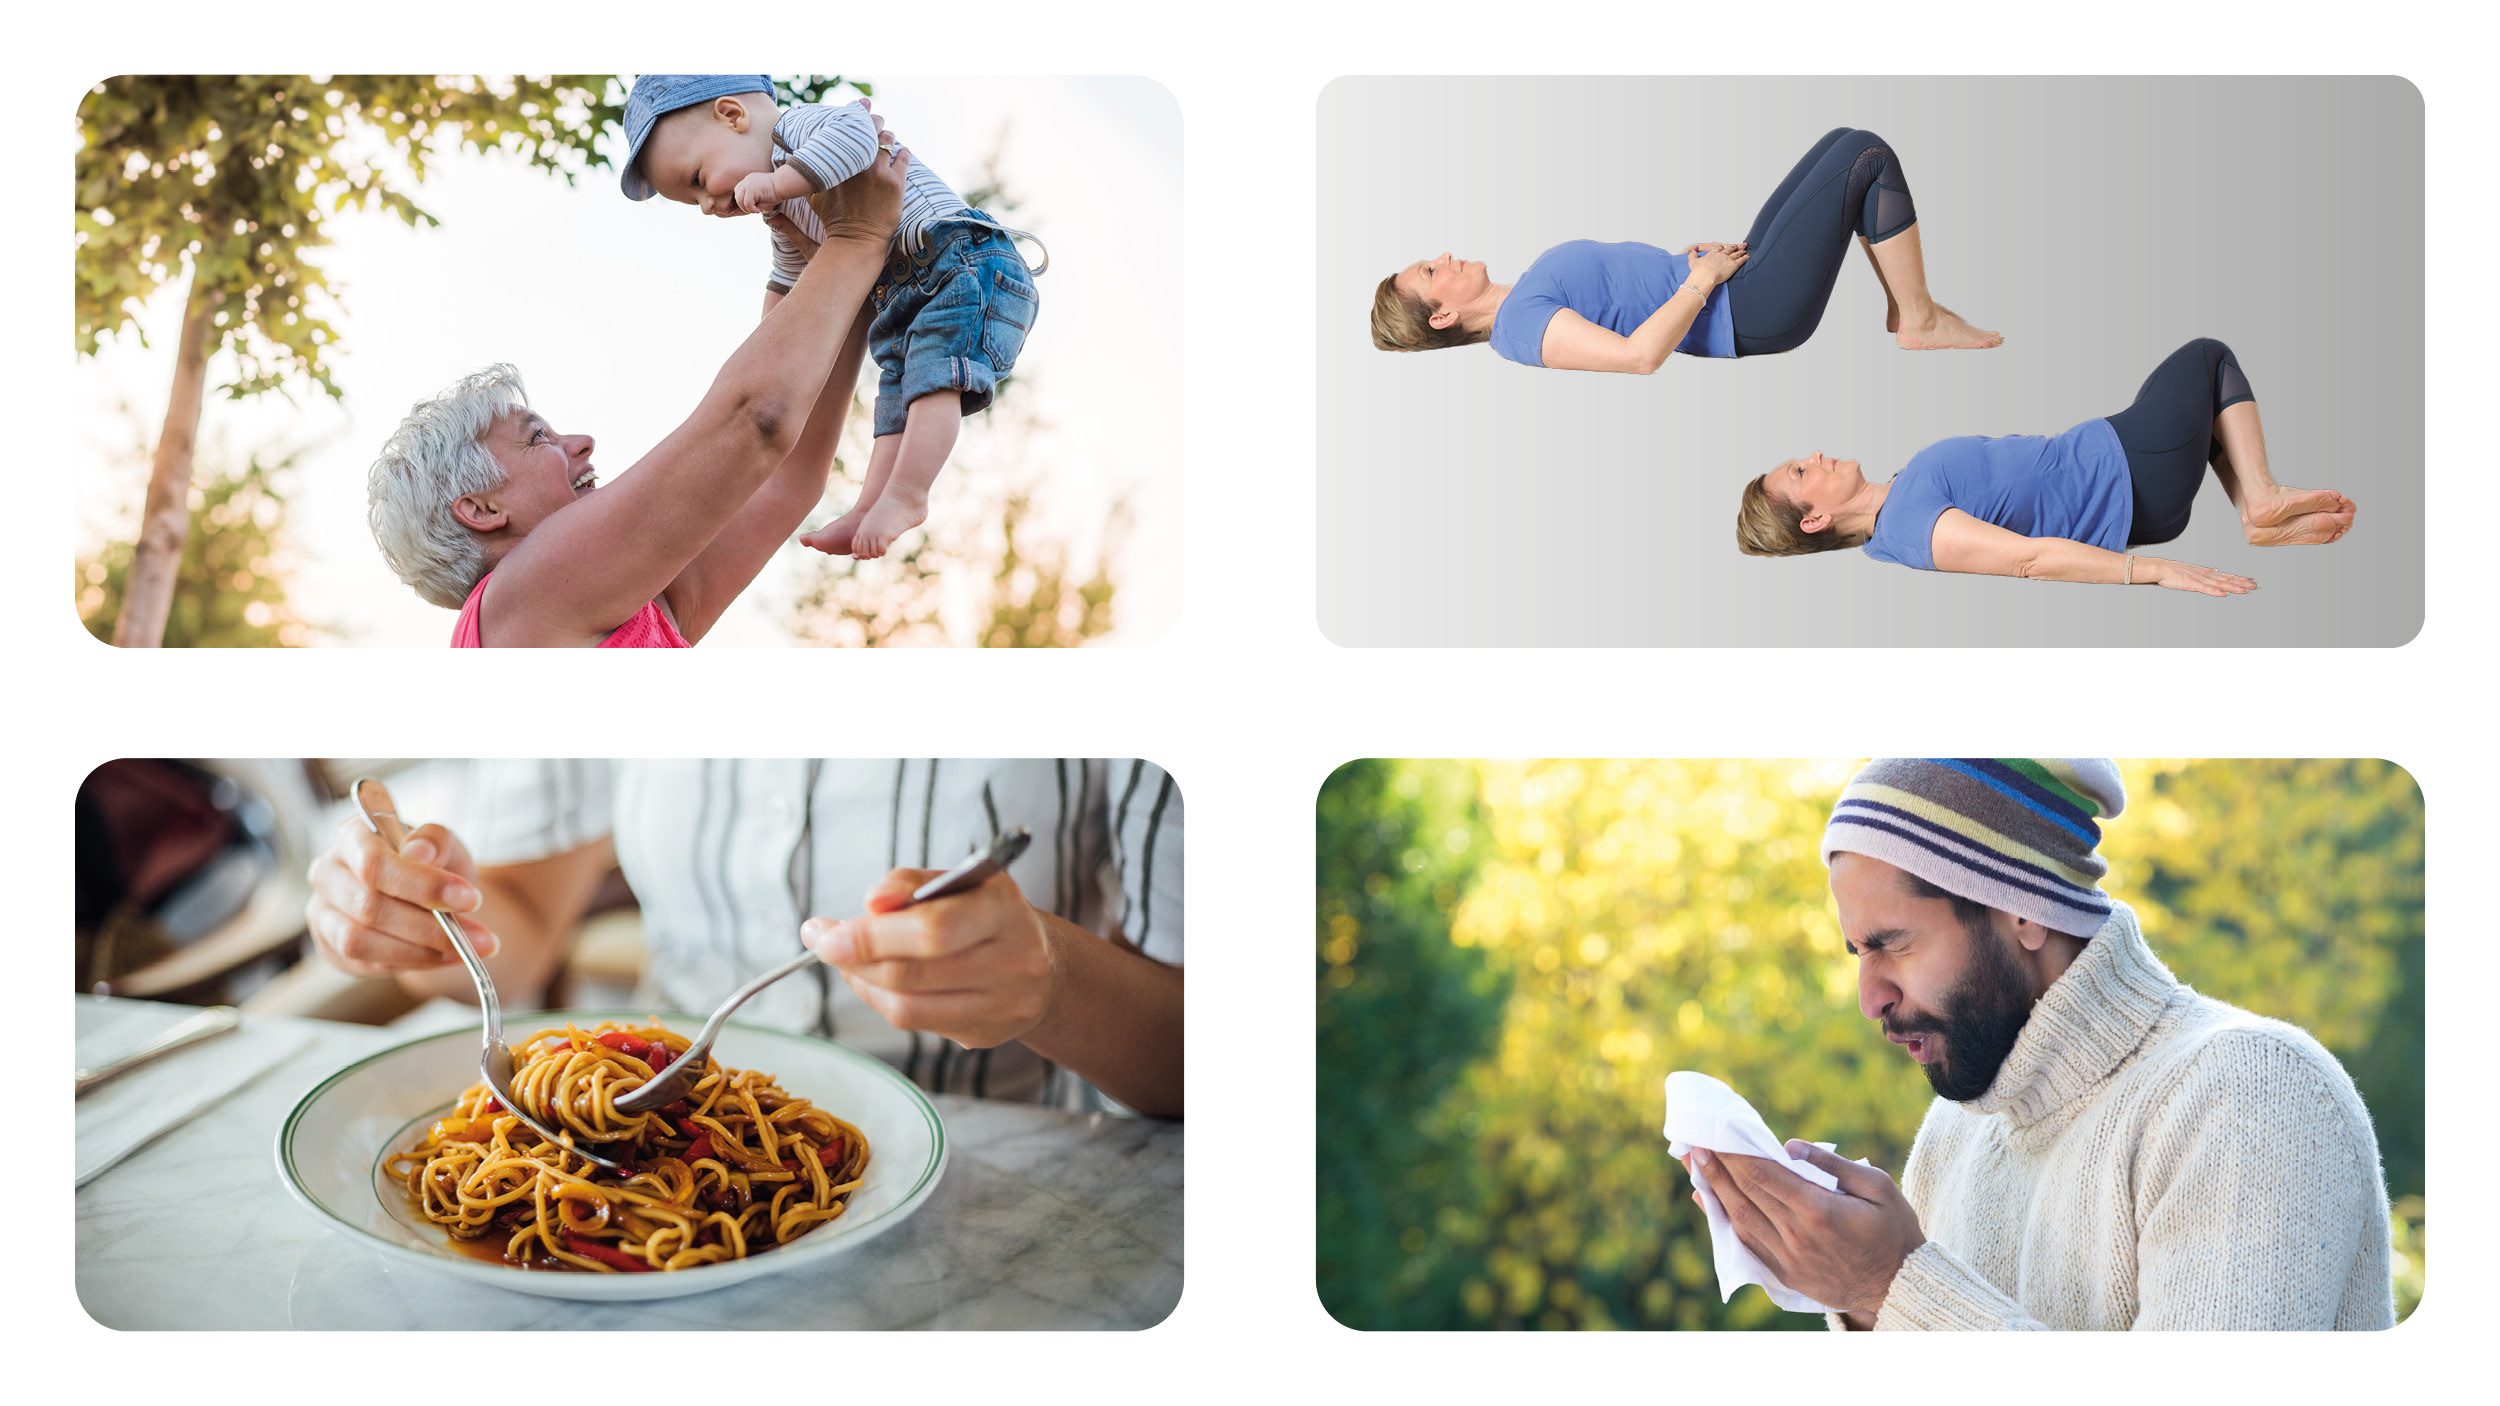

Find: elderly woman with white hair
[366,137,909,645]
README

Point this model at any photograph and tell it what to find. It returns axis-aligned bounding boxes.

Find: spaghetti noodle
[387,1020,868,1273]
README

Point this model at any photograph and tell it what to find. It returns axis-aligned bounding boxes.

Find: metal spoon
[354,778,625,1172]
[610,825,1032,1116]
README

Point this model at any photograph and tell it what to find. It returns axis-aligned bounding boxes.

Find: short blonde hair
[368,365,528,609]
[1735,473,1865,556]
[1370,273,1489,352]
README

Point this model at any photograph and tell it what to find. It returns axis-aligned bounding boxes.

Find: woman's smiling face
[478,407,598,536]
[1395,253,1491,319]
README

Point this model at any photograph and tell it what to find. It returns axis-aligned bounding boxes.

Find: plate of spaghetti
[276,1010,946,1301]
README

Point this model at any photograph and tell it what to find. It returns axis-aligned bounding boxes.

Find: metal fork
[609,826,1032,1115]
[354,778,626,1172]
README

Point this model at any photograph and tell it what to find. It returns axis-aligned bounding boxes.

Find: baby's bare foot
[1896,304,2002,350]
[799,513,863,556]
[2246,505,2354,547]
[2241,484,2351,532]
[848,493,928,560]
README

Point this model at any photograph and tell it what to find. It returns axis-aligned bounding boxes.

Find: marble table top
[74,997,1182,1329]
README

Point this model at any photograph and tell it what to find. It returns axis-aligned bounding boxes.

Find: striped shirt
[451,759,1181,1111]
[764,101,970,295]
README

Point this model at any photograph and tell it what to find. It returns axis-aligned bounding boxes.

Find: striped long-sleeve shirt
[764,100,971,295]
[449,759,1182,1111]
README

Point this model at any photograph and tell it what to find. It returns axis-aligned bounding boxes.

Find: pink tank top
[449,573,691,648]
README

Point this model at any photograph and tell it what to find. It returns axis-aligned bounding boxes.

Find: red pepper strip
[562,1234,655,1272]
[594,1031,652,1058]
[677,1117,703,1139]
[647,1044,673,1071]
[483,1098,504,1115]
[683,1135,713,1162]
[817,1138,843,1168]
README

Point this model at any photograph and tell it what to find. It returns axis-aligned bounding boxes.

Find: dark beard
[1892,925,2038,1103]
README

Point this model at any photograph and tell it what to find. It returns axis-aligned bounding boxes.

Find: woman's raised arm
[485,144,910,644]
[1928,509,2256,596]
[664,308,871,641]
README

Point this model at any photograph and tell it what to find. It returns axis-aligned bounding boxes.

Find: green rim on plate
[278,1009,945,1282]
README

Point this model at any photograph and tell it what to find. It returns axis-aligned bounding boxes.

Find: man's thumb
[1784,1139,1869,1189]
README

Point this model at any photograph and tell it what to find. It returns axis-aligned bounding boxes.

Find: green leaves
[1317,760,1507,1330]
[76,442,311,648]
[75,76,628,400]
[778,76,867,107]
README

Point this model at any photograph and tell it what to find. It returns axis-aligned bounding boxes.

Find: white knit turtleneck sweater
[1848,902,2395,1330]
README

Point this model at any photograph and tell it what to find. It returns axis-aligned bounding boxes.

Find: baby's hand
[734,171,782,215]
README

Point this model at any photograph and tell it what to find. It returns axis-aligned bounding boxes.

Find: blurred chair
[79,759,317,1003]
[83,759,643,1023]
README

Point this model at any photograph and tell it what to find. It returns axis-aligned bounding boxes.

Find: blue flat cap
[620,74,774,201]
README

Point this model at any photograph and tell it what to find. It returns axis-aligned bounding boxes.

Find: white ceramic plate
[276,1010,947,1301]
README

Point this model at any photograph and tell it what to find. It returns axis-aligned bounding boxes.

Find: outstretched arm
[1928,509,2255,596]
[1538,246,1744,374]
[662,296,871,642]
[483,144,907,646]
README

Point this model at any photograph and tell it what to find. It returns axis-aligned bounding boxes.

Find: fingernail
[402,837,437,865]
[1784,1139,1807,1158]
[443,879,479,910]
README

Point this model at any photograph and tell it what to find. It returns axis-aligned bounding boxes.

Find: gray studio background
[1316,77,2422,646]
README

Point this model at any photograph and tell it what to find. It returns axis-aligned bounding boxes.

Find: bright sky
[74,76,1181,646]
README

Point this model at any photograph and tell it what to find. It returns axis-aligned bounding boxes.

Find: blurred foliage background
[77,413,318,647]
[1316,759,2425,1330]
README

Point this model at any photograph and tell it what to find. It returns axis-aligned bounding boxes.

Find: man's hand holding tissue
[1681,1141,1926,1323]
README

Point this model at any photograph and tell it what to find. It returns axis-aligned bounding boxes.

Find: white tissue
[1662,1070,1865,1314]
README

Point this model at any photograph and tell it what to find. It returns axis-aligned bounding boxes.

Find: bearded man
[1683,758,2396,1330]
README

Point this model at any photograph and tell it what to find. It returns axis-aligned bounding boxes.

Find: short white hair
[368,365,528,609]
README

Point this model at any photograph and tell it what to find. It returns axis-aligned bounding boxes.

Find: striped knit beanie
[1822,759,2126,938]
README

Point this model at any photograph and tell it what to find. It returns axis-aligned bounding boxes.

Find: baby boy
[622,75,1044,558]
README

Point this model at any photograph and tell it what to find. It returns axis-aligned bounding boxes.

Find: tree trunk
[113,277,216,648]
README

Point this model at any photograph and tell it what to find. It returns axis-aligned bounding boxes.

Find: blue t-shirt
[1488,240,1737,367]
[1863,418,2133,571]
